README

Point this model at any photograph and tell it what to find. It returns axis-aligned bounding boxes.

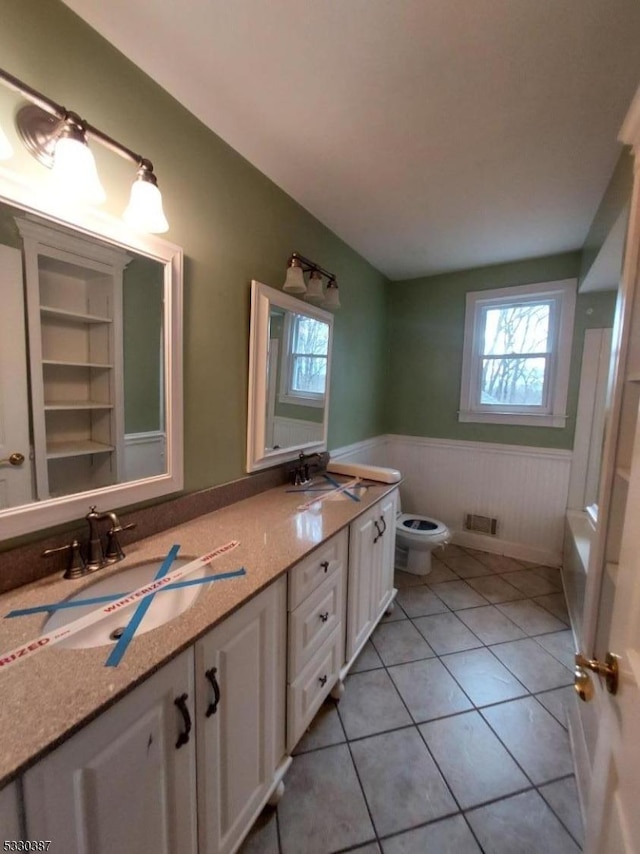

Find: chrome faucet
[42,506,136,578]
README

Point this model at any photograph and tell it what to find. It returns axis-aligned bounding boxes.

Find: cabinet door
[373,489,398,619]
[23,650,197,854]
[346,506,378,662]
[195,577,286,854]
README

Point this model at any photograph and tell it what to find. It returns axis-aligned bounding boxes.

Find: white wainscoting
[330,434,572,567]
[272,416,323,449]
[123,431,166,481]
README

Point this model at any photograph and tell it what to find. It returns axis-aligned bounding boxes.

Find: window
[279,312,329,406]
[459,279,576,427]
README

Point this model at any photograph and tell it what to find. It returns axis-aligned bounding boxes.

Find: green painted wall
[580,149,633,285]
[385,252,616,449]
[123,257,163,434]
[0,0,388,502]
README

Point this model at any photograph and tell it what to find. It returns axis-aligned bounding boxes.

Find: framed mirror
[247,280,333,472]
[0,169,183,537]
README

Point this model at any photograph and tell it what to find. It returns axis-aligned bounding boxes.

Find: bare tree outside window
[480,301,551,406]
[291,315,329,395]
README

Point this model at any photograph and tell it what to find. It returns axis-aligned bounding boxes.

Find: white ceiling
[63,0,640,280]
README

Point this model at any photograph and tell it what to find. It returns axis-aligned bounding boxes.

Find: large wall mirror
[0,171,183,537]
[247,280,333,471]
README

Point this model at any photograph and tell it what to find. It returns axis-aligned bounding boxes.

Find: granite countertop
[0,477,396,787]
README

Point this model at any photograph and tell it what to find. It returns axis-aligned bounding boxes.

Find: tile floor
[240,544,583,854]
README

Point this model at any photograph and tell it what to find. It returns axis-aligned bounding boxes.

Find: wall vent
[464,513,498,536]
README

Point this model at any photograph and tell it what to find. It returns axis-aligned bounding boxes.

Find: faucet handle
[42,539,88,580]
[105,522,136,562]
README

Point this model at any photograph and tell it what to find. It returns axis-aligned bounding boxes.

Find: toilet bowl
[395,505,450,576]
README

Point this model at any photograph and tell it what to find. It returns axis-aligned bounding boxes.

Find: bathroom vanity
[0,480,398,854]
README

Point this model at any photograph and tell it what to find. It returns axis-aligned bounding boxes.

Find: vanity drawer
[287,627,343,751]
[289,566,345,676]
[288,528,348,610]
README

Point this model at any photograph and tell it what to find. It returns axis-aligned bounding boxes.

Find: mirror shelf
[247,280,333,473]
[0,166,183,539]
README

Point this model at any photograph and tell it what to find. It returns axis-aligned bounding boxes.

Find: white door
[0,244,32,507]
[579,89,640,854]
[195,577,286,854]
[23,650,198,854]
[582,415,640,854]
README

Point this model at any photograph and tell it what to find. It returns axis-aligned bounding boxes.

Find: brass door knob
[574,652,619,702]
[0,452,25,466]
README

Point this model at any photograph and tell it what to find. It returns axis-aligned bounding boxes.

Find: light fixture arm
[0,66,153,173]
[289,251,337,284]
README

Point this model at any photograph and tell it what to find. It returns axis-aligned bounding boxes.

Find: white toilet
[395,499,450,576]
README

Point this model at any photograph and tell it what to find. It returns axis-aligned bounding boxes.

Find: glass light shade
[304,270,324,302]
[324,281,341,309]
[0,122,13,160]
[123,178,169,234]
[283,261,306,293]
[51,136,106,205]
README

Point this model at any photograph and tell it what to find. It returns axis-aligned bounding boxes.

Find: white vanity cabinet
[0,781,22,841]
[345,488,398,664]
[286,529,348,751]
[22,649,198,854]
[17,218,130,500]
[194,577,287,854]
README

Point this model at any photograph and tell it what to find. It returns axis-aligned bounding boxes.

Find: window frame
[458,279,577,427]
[278,311,328,408]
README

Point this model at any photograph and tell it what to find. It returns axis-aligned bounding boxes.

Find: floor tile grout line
[536,776,585,848]
[333,700,387,848]
[476,699,572,793]
[275,554,574,853]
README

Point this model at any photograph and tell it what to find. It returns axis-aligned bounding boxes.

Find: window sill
[278,393,324,408]
[458,410,568,428]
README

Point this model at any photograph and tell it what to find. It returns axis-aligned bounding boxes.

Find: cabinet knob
[318,674,328,687]
[320,560,330,573]
[319,611,329,623]
[205,667,221,717]
[174,693,192,748]
[373,520,383,543]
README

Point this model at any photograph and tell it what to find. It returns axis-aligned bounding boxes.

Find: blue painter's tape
[322,473,361,502]
[5,568,247,618]
[105,544,180,667]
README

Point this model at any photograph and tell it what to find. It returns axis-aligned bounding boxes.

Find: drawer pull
[174,693,192,748]
[379,515,387,535]
[318,674,328,687]
[320,560,330,573]
[205,667,221,717]
[319,611,329,623]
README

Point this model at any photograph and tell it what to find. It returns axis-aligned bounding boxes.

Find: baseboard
[452,529,562,567]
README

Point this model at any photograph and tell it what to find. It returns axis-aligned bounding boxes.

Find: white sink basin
[43,557,205,649]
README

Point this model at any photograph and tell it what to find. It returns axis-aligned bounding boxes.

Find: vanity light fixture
[324,278,341,309]
[305,270,325,302]
[0,67,169,233]
[283,255,307,293]
[48,112,106,205]
[282,251,341,309]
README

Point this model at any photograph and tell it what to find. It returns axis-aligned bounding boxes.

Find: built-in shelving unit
[16,218,130,500]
